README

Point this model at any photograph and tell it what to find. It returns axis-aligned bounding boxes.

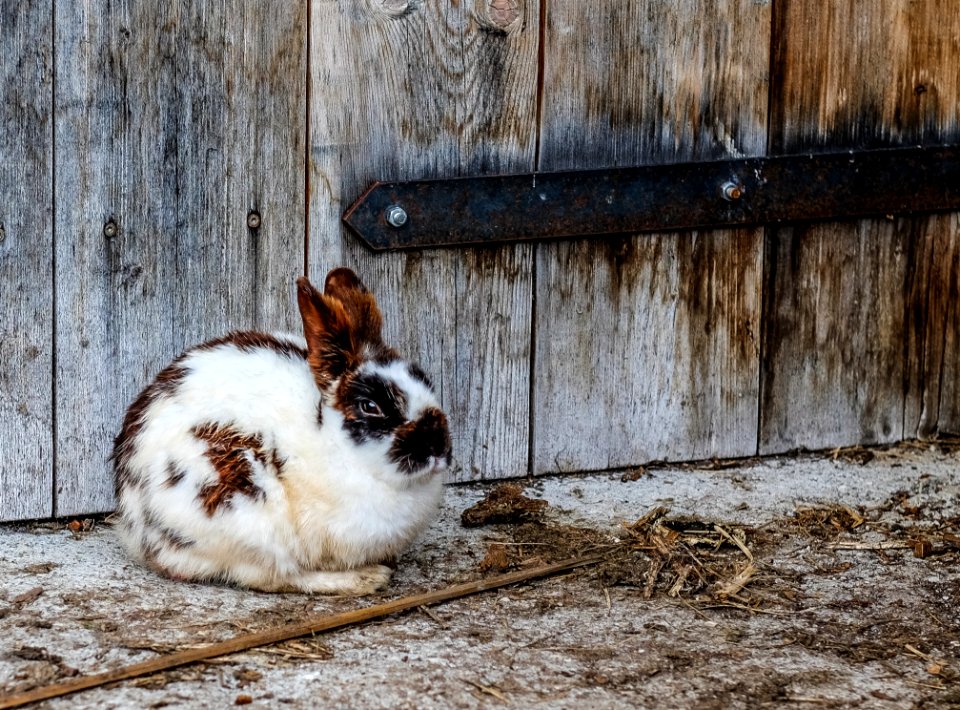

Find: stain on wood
[308,0,540,481]
[760,222,908,449]
[0,2,54,519]
[940,264,960,434]
[769,0,960,154]
[532,0,770,473]
[53,2,307,516]
[903,214,960,439]
[761,0,960,452]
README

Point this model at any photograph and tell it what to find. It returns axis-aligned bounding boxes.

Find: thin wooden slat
[0,2,53,520]
[941,263,960,434]
[308,0,539,481]
[903,213,960,440]
[53,2,306,516]
[761,0,960,453]
[532,0,770,474]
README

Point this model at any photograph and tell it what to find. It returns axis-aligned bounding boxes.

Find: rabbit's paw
[294,565,393,595]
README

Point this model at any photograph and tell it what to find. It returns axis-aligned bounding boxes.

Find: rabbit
[111,268,452,594]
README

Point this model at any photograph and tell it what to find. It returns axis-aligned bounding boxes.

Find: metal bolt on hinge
[103,220,118,238]
[385,205,408,228]
[721,181,743,201]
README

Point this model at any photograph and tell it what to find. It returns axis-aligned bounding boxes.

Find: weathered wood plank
[533,0,770,473]
[54,2,306,515]
[760,221,908,450]
[761,0,960,452]
[0,2,53,520]
[308,0,539,481]
[903,213,960,439]
[940,254,960,435]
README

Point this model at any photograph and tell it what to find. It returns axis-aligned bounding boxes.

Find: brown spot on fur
[140,508,196,567]
[165,461,187,487]
[195,331,307,360]
[270,449,287,478]
[192,423,274,516]
[113,364,189,494]
[158,526,195,550]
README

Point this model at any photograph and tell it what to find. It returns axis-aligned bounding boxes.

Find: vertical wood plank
[760,221,908,449]
[940,257,960,434]
[533,0,770,473]
[308,0,540,481]
[0,1,53,520]
[761,0,960,452]
[903,213,960,439]
[54,1,306,515]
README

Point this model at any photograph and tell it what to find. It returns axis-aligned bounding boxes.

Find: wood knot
[477,0,523,34]
[368,0,415,19]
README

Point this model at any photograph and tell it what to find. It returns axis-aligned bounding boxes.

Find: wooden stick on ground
[0,556,601,710]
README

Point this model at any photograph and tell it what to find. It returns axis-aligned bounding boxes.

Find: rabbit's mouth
[423,455,449,475]
[397,453,450,479]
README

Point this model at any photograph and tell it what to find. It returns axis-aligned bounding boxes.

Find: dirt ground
[1,442,958,709]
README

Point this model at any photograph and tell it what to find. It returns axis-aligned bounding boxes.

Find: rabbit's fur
[112,268,451,594]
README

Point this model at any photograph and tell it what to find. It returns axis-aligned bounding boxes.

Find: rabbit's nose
[388,407,453,474]
[418,408,452,459]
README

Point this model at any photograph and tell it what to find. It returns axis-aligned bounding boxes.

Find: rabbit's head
[298,269,452,479]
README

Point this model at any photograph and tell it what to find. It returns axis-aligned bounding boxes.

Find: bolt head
[386,205,408,228]
[247,211,262,229]
[103,220,118,238]
[721,182,743,201]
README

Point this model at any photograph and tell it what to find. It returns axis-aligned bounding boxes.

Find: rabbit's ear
[322,268,385,348]
[297,277,360,388]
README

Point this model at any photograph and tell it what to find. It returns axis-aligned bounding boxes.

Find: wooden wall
[1,0,958,520]
[2,1,306,519]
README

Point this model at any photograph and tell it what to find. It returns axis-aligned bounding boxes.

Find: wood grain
[940,260,960,435]
[903,213,960,440]
[760,221,908,450]
[53,2,306,516]
[0,2,54,520]
[308,0,540,481]
[532,0,770,473]
[761,0,960,452]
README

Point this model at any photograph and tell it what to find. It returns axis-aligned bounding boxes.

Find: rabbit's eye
[358,399,384,418]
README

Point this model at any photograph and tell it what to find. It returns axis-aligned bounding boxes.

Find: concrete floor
[1,443,958,709]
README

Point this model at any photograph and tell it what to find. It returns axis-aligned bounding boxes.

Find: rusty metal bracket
[342,145,960,251]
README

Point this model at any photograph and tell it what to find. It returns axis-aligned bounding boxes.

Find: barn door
[1,0,958,522]
[310,0,958,480]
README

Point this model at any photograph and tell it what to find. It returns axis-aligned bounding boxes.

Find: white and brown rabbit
[112,268,451,594]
